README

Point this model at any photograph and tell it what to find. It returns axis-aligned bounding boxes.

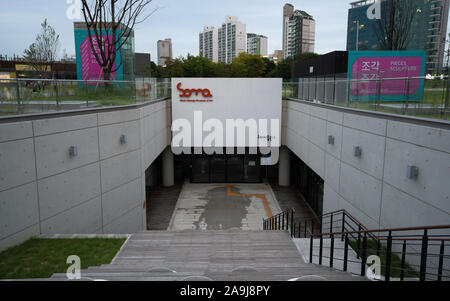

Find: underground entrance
[144,147,323,230]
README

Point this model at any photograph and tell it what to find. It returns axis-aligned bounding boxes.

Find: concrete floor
[168,183,282,231]
[270,183,321,234]
[146,184,183,230]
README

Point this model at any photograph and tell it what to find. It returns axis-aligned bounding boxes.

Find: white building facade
[218,16,247,64]
[199,26,219,63]
[247,33,268,56]
[283,5,315,59]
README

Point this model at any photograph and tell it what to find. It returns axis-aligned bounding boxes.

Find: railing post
[278,214,281,231]
[291,209,294,237]
[319,235,323,265]
[343,233,349,272]
[330,234,334,268]
[404,77,410,115]
[341,213,345,241]
[376,78,381,110]
[330,214,333,234]
[438,240,445,281]
[400,240,407,281]
[419,229,428,281]
[304,220,307,238]
[376,239,381,257]
[282,212,285,231]
[54,79,59,108]
[385,231,393,282]
[319,216,323,234]
[309,235,314,263]
[356,225,362,259]
[85,80,89,107]
[360,232,367,277]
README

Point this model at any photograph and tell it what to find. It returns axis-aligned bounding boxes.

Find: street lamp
[353,20,365,51]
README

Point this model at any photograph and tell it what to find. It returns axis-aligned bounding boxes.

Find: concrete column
[162,147,174,187]
[278,146,290,186]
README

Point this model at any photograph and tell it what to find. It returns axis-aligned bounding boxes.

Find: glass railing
[284,75,450,121]
[0,77,171,116]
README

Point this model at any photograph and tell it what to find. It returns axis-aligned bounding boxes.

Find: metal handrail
[263,208,450,281]
[310,224,450,238]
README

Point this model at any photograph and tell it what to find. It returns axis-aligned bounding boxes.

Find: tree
[262,57,276,77]
[231,53,266,77]
[182,55,216,77]
[375,0,418,50]
[80,0,156,81]
[268,57,293,79]
[23,19,60,76]
[160,58,184,78]
[293,52,318,62]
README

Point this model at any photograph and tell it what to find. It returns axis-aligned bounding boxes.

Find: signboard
[348,51,426,102]
[171,78,282,150]
[79,35,117,82]
[74,29,123,83]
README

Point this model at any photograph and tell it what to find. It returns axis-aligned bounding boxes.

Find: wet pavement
[168,183,282,231]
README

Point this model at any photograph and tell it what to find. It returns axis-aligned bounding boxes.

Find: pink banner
[80,35,117,84]
[350,57,422,96]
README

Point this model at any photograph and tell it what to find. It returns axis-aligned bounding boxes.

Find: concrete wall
[0,100,169,251]
[283,99,450,230]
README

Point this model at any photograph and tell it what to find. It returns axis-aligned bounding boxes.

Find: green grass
[349,239,419,278]
[424,80,446,89]
[0,238,126,279]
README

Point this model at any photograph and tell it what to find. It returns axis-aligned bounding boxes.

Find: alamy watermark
[366,255,382,280]
[66,255,81,280]
[171,111,280,164]
[367,0,381,20]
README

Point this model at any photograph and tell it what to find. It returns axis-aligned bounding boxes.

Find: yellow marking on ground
[225,184,274,219]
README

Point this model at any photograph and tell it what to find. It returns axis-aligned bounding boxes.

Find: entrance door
[210,156,226,182]
[244,156,261,183]
[191,156,210,183]
[227,156,243,183]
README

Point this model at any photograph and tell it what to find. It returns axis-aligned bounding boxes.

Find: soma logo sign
[177,83,213,102]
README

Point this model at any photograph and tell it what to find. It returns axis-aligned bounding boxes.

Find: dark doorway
[227,156,244,182]
[210,156,226,182]
[191,155,210,183]
[175,148,265,183]
[290,150,324,216]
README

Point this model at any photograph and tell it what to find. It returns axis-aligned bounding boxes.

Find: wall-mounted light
[353,146,362,157]
[328,135,335,145]
[120,135,127,145]
[407,166,419,180]
[69,146,78,157]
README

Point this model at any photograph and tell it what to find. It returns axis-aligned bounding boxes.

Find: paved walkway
[270,183,320,231]
[146,183,183,230]
[168,183,282,231]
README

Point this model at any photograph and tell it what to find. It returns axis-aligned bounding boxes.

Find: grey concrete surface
[283,100,450,231]
[0,100,169,251]
[270,183,319,229]
[147,183,183,230]
[168,183,282,231]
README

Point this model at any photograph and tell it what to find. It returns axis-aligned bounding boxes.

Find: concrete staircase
[49,230,367,281]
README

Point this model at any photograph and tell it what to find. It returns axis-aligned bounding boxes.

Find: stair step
[48,230,368,281]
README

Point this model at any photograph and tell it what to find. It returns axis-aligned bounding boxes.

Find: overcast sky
[0,0,449,61]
